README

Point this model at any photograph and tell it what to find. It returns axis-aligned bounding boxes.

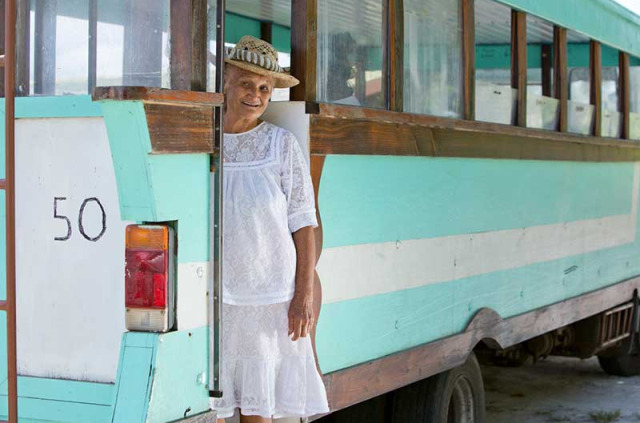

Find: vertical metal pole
[4,0,18,421]
[209,0,225,398]
[88,0,97,93]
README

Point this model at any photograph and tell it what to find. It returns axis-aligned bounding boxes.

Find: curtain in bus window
[525,14,558,131]
[474,0,514,125]
[601,45,622,138]
[317,0,386,109]
[403,0,462,117]
[567,31,593,135]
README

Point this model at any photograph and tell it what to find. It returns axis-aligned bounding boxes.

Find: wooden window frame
[166,0,636,159]
[88,0,97,93]
[553,26,568,132]
[15,0,29,96]
[0,0,5,98]
[170,0,208,92]
[386,0,403,112]
[462,0,475,120]
[260,21,273,44]
[590,40,602,137]
[290,0,317,102]
[511,10,527,127]
[620,51,631,139]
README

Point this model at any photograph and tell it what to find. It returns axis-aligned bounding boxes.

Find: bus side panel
[315,156,640,373]
[0,96,120,423]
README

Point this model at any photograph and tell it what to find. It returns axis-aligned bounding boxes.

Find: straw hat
[225,35,300,89]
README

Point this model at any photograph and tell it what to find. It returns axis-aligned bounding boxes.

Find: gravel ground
[483,356,640,423]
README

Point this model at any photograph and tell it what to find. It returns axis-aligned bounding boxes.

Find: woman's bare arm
[289,226,316,341]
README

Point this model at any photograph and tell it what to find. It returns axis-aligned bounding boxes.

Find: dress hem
[215,403,330,419]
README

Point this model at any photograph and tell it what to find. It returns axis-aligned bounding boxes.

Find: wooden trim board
[320,276,640,413]
[309,104,640,162]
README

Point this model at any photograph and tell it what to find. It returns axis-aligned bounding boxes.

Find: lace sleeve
[279,129,318,233]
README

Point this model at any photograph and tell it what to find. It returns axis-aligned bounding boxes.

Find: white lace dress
[212,122,329,419]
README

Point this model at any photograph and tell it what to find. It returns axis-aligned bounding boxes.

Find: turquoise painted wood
[110,329,210,423]
[98,101,157,222]
[224,12,291,52]
[146,327,210,423]
[0,97,209,264]
[0,377,113,406]
[0,397,110,423]
[99,100,210,263]
[318,156,634,248]
[226,13,262,44]
[317,242,640,372]
[496,0,640,57]
[272,24,292,53]
[476,43,622,71]
[0,371,113,422]
[111,332,158,423]
[0,96,102,120]
[314,155,640,373]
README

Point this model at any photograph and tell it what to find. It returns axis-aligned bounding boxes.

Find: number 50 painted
[53,197,107,242]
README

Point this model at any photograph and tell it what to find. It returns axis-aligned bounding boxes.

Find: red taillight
[124,224,175,332]
[125,249,168,308]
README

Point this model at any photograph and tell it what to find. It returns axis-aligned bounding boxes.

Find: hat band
[225,47,282,73]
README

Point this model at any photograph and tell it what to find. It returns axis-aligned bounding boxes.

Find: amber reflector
[126,225,169,250]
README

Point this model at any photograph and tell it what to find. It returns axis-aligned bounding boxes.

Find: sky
[614,0,640,15]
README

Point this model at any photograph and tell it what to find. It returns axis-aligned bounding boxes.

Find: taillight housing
[125,224,175,332]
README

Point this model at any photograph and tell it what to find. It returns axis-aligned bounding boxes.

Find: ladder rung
[0,180,6,190]
[0,301,6,311]
[0,55,4,67]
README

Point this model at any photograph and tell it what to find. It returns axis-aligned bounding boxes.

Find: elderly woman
[212,36,329,422]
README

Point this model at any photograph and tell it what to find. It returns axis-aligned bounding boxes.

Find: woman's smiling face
[224,65,274,125]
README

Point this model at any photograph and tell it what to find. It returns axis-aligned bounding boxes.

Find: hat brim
[225,60,300,89]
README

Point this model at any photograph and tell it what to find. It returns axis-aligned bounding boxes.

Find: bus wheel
[391,353,486,423]
[597,338,640,377]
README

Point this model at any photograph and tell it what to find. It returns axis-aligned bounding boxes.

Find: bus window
[24,0,170,96]
[317,0,386,108]
[403,0,462,117]
[474,0,514,125]
[630,56,640,141]
[208,1,292,100]
[525,15,558,131]
[601,45,622,138]
[567,30,593,135]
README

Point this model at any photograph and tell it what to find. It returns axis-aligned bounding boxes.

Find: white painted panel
[16,117,132,383]
[176,262,210,330]
[318,164,640,304]
[262,102,311,162]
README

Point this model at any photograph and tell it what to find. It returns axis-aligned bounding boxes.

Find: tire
[597,338,640,377]
[391,353,486,423]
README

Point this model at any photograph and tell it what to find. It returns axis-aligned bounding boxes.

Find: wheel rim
[447,375,475,423]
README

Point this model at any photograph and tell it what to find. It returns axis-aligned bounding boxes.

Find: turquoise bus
[2,0,640,422]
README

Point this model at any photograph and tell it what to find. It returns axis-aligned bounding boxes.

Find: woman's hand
[290,226,316,341]
[288,291,314,341]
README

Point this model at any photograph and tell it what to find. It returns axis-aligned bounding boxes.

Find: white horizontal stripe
[318,164,640,305]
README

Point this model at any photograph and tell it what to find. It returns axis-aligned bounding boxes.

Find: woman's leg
[239,415,272,423]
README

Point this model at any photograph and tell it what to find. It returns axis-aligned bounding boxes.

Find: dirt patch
[483,356,640,423]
